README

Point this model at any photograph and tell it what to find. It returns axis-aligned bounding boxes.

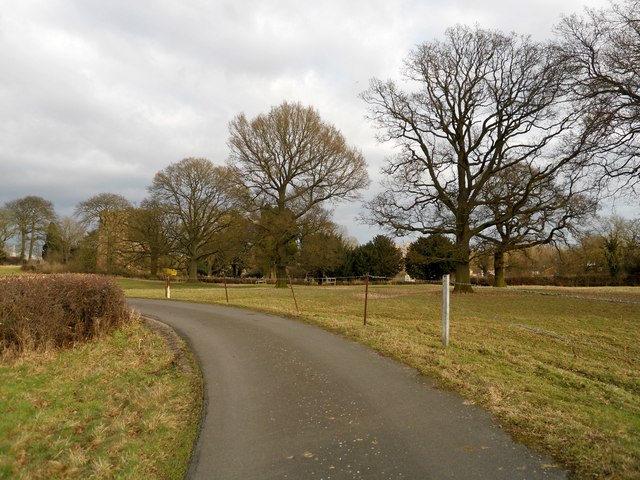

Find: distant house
[393,271,415,283]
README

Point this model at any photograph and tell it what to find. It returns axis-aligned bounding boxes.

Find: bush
[0,274,131,355]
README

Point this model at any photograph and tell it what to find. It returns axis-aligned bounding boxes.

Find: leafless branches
[557,0,640,192]
[227,101,369,286]
[362,25,590,290]
[148,158,237,280]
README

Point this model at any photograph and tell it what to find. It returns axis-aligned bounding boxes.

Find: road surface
[128,299,566,480]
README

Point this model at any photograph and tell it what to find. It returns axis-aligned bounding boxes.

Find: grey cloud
[0,0,620,242]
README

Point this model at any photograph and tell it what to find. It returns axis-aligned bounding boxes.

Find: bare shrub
[0,274,131,356]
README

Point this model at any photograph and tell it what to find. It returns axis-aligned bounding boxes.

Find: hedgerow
[0,274,131,355]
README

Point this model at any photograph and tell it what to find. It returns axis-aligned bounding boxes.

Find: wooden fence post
[288,275,300,314]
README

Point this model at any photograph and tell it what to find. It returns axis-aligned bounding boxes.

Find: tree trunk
[273,231,291,288]
[275,263,288,288]
[454,230,473,293]
[494,251,507,287]
[28,223,36,261]
[188,258,198,281]
[19,228,27,263]
[454,261,473,293]
[150,255,159,278]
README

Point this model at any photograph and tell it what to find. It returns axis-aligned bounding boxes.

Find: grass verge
[120,279,639,479]
[0,316,202,479]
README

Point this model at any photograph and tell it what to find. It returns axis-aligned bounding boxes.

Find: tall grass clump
[0,274,131,356]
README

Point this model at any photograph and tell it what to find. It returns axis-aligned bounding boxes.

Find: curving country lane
[128,299,566,480]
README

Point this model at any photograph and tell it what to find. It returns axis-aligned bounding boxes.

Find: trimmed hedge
[0,274,131,354]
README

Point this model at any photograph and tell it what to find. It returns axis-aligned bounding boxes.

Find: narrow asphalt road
[128,299,566,480]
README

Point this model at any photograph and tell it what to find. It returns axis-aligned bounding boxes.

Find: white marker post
[442,274,450,347]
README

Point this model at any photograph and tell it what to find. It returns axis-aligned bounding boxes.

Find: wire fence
[166,273,639,351]
[193,273,640,304]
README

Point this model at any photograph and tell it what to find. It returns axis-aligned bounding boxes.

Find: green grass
[0,318,202,479]
[0,265,23,276]
[121,279,640,479]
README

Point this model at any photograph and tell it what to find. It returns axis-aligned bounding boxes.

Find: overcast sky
[3,0,631,243]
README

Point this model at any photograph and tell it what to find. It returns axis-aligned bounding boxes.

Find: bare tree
[477,164,596,287]
[556,0,640,192]
[0,207,16,258]
[74,193,132,273]
[6,196,56,262]
[58,217,85,264]
[74,192,132,228]
[228,101,369,287]
[148,158,237,280]
[362,25,588,292]
[126,199,174,277]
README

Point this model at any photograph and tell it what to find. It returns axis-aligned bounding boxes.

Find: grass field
[122,279,640,479]
[0,265,23,276]
[0,317,202,479]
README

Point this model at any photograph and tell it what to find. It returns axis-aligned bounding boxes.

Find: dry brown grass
[120,279,640,479]
[0,316,201,479]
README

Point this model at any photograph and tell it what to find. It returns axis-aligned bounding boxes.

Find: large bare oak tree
[362,25,589,292]
[148,158,237,280]
[227,101,369,287]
